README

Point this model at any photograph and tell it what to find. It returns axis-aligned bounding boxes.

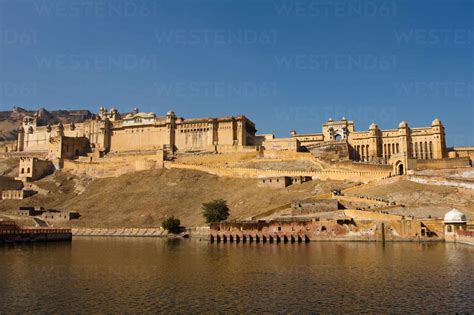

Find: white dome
[399,121,408,128]
[432,118,442,127]
[443,209,467,223]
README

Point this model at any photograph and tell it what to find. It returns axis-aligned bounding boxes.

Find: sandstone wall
[167,162,391,181]
[0,140,17,153]
[263,138,300,151]
[176,152,259,165]
[414,157,471,170]
[337,160,392,172]
[449,147,474,163]
[291,199,340,215]
[210,218,442,242]
[63,152,164,178]
[109,125,169,152]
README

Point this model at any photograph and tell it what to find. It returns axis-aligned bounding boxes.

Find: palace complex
[17,107,257,155]
[9,107,474,180]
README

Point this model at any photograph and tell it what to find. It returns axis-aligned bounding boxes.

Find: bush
[162,216,181,234]
[202,199,230,224]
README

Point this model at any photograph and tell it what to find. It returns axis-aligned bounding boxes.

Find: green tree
[202,199,230,224]
[162,216,181,234]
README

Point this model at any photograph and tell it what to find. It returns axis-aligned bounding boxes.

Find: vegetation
[162,216,181,233]
[202,199,230,224]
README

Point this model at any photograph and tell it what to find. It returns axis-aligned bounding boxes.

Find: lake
[0,238,473,313]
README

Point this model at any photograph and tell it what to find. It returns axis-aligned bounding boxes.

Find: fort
[17,107,257,156]
[10,107,474,182]
[0,106,472,245]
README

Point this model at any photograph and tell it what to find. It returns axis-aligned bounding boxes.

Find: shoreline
[69,228,474,246]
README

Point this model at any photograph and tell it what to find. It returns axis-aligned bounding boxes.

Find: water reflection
[0,238,472,313]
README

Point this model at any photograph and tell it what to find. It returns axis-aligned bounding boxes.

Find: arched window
[429,141,433,159]
[424,142,428,159]
[27,168,30,173]
[396,143,399,154]
[21,168,24,174]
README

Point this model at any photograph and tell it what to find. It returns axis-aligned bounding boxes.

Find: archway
[393,160,405,176]
[398,163,404,175]
[334,134,342,141]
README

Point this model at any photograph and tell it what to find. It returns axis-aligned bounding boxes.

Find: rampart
[63,152,164,178]
[414,157,471,170]
[337,160,393,172]
[167,162,391,181]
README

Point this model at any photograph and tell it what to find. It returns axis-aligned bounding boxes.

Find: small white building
[443,208,467,237]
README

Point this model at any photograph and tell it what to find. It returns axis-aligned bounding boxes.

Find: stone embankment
[72,227,211,239]
[454,231,474,246]
[72,228,166,237]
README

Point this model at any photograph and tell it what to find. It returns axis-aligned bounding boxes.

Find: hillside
[0,107,93,141]
[344,177,474,219]
[0,168,354,227]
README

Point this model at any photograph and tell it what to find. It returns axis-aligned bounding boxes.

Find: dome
[432,118,442,127]
[328,117,333,122]
[443,209,467,223]
[399,121,408,128]
[369,123,378,130]
[166,111,175,116]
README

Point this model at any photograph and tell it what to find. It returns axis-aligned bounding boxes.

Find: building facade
[291,117,447,166]
[17,107,257,155]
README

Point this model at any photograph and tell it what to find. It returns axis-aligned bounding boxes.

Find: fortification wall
[291,199,340,215]
[216,145,259,153]
[176,152,259,165]
[343,209,402,221]
[262,150,314,160]
[263,138,300,151]
[167,162,391,181]
[337,161,392,172]
[109,126,169,152]
[0,140,17,153]
[63,152,164,178]
[414,157,471,170]
[449,147,474,163]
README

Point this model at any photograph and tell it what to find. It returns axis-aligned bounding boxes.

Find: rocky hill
[0,107,93,141]
[0,167,353,227]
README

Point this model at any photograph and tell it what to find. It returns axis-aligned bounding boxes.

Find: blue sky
[0,0,472,146]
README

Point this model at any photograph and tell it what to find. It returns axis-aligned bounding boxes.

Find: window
[21,168,24,174]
